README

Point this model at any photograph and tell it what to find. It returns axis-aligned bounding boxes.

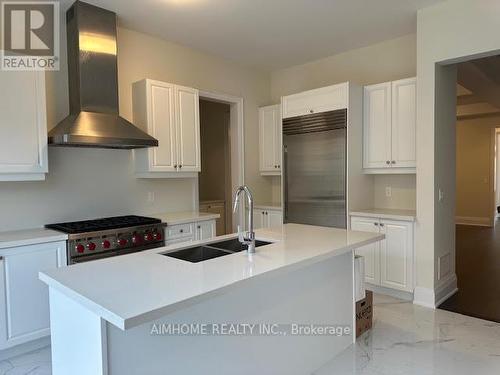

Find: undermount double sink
[163,238,272,263]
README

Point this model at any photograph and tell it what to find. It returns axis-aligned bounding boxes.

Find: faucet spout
[232,185,256,254]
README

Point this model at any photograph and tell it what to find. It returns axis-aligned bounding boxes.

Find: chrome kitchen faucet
[233,185,256,254]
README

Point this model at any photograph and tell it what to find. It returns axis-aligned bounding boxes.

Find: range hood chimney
[48,1,158,149]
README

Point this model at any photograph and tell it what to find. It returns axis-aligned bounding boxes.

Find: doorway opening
[439,55,500,322]
[195,91,244,235]
[198,99,232,235]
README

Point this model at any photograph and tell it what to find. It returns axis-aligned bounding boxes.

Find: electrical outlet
[147,192,155,203]
[385,187,392,198]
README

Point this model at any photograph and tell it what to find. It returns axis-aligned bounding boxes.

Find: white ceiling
[59,0,442,71]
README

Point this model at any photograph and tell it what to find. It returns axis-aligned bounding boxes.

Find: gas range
[46,215,166,264]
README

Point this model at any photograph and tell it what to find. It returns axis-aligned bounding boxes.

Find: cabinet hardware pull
[391,160,396,164]
[174,165,178,169]
[197,226,201,229]
[374,222,379,226]
[309,109,314,114]
[386,161,390,165]
[380,223,385,227]
[179,165,182,169]
[0,256,3,260]
[180,229,184,233]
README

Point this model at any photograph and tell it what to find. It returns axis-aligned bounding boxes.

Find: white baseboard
[455,216,491,226]
[435,274,458,307]
[0,336,50,361]
[413,274,458,309]
[366,283,413,301]
[413,286,436,308]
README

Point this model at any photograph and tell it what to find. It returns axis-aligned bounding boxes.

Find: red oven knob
[87,242,96,251]
[132,235,142,244]
[76,244,85,254]
[102,240,111,249]
[144,233,154,242]
[153,231,162,240]
[118,238,128,247]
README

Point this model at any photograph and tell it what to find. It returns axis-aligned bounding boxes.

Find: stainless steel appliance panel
[283,110,347,228]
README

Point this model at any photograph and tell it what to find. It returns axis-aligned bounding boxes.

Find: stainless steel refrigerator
[283,109,347,228]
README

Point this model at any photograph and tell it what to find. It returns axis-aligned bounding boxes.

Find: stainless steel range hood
[48,1,158,149]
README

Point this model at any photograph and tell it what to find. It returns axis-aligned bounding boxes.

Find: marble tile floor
[316,294,500,374]
[2,294,500,374]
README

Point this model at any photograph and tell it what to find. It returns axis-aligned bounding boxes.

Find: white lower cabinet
[195,221,215,241]
[165,220,216,245]
[0,241,67,350]
[351,216,414,292]
[350,217,380,285]
[253,208,283,230]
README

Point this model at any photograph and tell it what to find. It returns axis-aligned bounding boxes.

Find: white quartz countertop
[350,208,416,222]
[151,211,220,225]
[0,228,68,250]
[39,224,383,331]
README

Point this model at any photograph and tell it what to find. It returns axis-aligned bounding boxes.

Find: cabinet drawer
[165,236,194,246]
[166,223,194,239]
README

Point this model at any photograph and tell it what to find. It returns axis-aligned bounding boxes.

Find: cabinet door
[351,217,381,285]
[253,209,265,230]
[391,78,416,168]
[363,83,392,169]
[148,81,177,172]
[196,220,216,241]
[267,209,283,228]
[274,107,282,172]
[175,85,201,172]
[259,105,279,173]
[0,70,47,179]
[380,220,413,291]
[0,242,65,349]
[282,83,348,119]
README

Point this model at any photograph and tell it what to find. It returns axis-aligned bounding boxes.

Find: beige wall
[0,21,272,231]
[416,0,500,302]
[456,117,499,224]
[270,34,418,210]
[116,27,273,203]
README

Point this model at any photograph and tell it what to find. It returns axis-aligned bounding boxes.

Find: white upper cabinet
[0,70,48,181]
[259,104,281,175]
[363,77,416,173]
[282,83,348,119]
[133,79,200,177]
[175,85,200,173]
[391,78,417,168]
[363,82,392,169]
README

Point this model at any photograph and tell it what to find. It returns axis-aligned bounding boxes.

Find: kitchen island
[40,224,383,375]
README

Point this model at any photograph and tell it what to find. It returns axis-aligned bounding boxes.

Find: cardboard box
[355,290,373,337]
